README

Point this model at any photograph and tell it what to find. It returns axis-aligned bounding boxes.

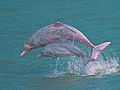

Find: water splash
[51,47,120,77]
[85,56,120,75]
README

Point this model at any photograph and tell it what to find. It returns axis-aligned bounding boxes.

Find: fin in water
[92,42,111,60]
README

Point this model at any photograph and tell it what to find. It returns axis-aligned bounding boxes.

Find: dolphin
[36,41,85,58]
[20,22,111,60]
[36,42,93,65]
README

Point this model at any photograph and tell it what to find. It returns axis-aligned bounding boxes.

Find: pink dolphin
[20,22,111,60]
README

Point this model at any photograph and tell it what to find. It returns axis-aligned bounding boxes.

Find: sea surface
[0,0,120,90]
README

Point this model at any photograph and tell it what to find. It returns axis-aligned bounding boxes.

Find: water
[0,0,120,90]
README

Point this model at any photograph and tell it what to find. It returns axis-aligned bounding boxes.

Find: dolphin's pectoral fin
[36,54,44,58]
[36,51,47,58]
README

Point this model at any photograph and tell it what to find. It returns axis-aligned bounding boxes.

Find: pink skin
[68,31,95,48]
[20,23,111,59]
[20,24,95,57]
[20,44,31,57]
[75,34,95,48]
[65,24,95,48]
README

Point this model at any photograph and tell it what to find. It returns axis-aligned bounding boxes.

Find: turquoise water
[0,0,120,90]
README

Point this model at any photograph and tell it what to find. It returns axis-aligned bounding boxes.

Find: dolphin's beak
[20,44,31,57]
[20,50,29,57]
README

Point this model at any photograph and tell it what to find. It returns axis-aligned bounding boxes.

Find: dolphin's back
[26,22,76,48]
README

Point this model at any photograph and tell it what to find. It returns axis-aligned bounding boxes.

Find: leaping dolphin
[20,22,111,60]
[36,41,93,65]
[36,41,85,58]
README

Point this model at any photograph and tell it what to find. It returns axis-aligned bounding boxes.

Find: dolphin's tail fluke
[92,42,111,60]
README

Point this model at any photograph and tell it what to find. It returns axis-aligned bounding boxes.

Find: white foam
[85,59,119,75]
[51,48,120,77]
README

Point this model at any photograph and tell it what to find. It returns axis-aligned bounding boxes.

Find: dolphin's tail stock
[92,42,111,60]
